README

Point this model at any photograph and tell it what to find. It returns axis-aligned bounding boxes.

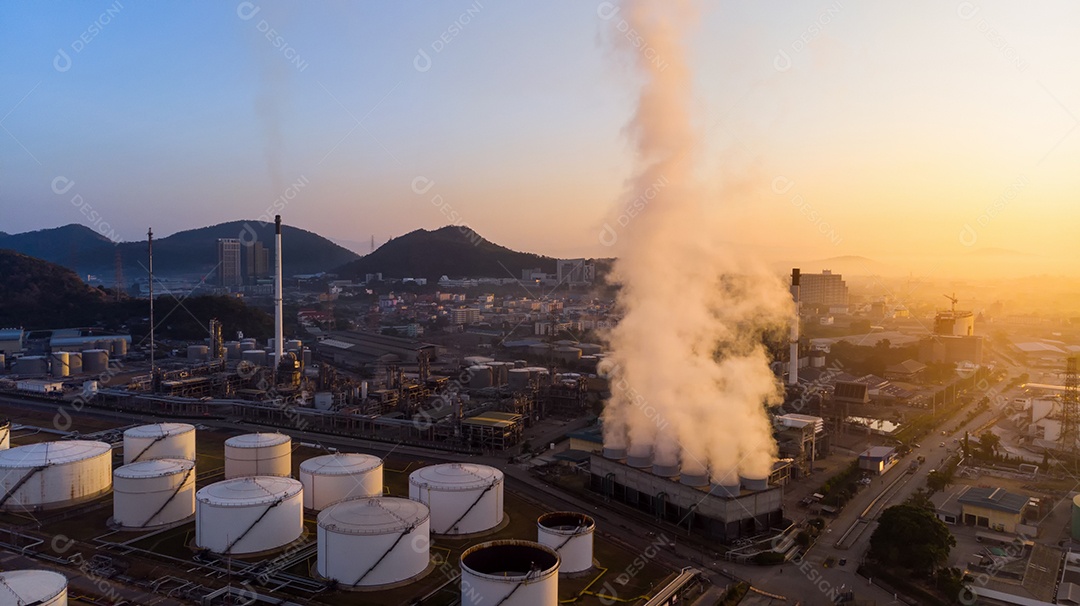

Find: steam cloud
[600,0,792,484]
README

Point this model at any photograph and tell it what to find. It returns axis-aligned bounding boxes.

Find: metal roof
[959,486,1029,514]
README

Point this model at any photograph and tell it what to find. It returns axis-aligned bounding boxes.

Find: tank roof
[318,497,429,535]
[115,458,194,479]
[461,540,559,578]
[409,463,503,491]
[225,432,291,448]
[0,570,67,602]
[124,422,195,439]
[197,476,302,506]
[300,453,381,476]
[0,440,111,467]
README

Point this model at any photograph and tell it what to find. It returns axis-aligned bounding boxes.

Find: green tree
[978,431,1001,459]
[869,504,956,575]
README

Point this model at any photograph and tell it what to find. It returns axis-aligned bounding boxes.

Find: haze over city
[2,1,1079,276]
[2,3,1080,606]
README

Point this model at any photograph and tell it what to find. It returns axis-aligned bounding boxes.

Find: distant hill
[0,221,360,281]
[785,255,900,277]
[337,226,558,280]
[0,250,109,328]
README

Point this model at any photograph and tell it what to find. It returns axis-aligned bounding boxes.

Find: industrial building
[589,454,784,543]
[314,330,437,367]
[858,446,898,475]
[796,270,848,307]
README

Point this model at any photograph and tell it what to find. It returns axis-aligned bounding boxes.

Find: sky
[2,1,1079,274]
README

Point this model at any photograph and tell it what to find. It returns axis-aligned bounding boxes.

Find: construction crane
[943,293,958,313]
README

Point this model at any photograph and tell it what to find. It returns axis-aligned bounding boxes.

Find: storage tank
[68,352,82,375]
[537,512,594,574]
[14,355,47,375]
[225,341,241,359]
[286,339,303,352]
[317,497,431,587]
[111,339,128,356]
[0,440,112,511]
[241,349,267,366]
[195,476,303,555]
[460,540,560,606]
[409,463,503,535]
[313,392,334,411]
[224,433,292,479]
[113,459,196,529]
[187,345,209,361]
[123,423,196,464]
[300,453,383,510]
[50,351,70,377]
[239,340,257,352]
[0,420,10,450]
[468,366,493,389]
[0,570,68,605]
[553,346,582,363]
[508,368,531,390]
[82,349,109,374]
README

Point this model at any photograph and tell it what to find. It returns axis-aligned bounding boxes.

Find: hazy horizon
[3,1,1078,278]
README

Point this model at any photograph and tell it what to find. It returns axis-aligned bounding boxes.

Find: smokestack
[789,268,800,386]
[274,215,284,372]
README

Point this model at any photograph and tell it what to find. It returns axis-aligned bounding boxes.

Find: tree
[869,504,956,575]
[978,431,1001,459]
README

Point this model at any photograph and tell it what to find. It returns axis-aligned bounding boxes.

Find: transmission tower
[1061,357,1079,455]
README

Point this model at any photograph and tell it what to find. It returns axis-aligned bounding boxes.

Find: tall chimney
[274,216,284,373]
[789,268,800,386]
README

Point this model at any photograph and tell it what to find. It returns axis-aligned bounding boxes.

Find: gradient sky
[2,1,1078,273]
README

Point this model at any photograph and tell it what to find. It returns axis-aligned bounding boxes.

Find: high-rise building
[556,259,595,285]
[244,241,270,283]
[798,270,848,306]
[217,238,242,287]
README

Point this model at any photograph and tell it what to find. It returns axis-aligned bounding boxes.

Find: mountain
[789,255,901,277]
[0,250,109,328]
[337,226,558,280]
[0,221,360,281]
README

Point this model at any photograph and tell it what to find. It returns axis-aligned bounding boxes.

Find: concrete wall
[589,455,784,542]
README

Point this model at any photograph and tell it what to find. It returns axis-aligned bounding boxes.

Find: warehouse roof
[959,486,1028,514]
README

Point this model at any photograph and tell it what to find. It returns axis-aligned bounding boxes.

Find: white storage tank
[187,345,209,361]
[82,349,109,374]
[50,351,70,377]
[409,463,503,535]
[317,497,431,588]
[225,341,241,359]
[508,368,531,390]
[224,433,292,479]
[123,423,196,464]
[0,570,68,605]
[241,349,267,366]
[196,476,303,555]
[68,352,82,375]
[460,540,560,606]
[300,453,383,510]
[537,512,595,574]
[468,366,493,389]
[0,441,112,511]
[113,459,196,529]
[14,355,47,375]
[239,340,257,352]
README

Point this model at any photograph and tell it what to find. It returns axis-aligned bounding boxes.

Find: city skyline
[2,2,1079,277]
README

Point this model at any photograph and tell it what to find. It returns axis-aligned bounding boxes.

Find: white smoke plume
[600,0,793,483]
